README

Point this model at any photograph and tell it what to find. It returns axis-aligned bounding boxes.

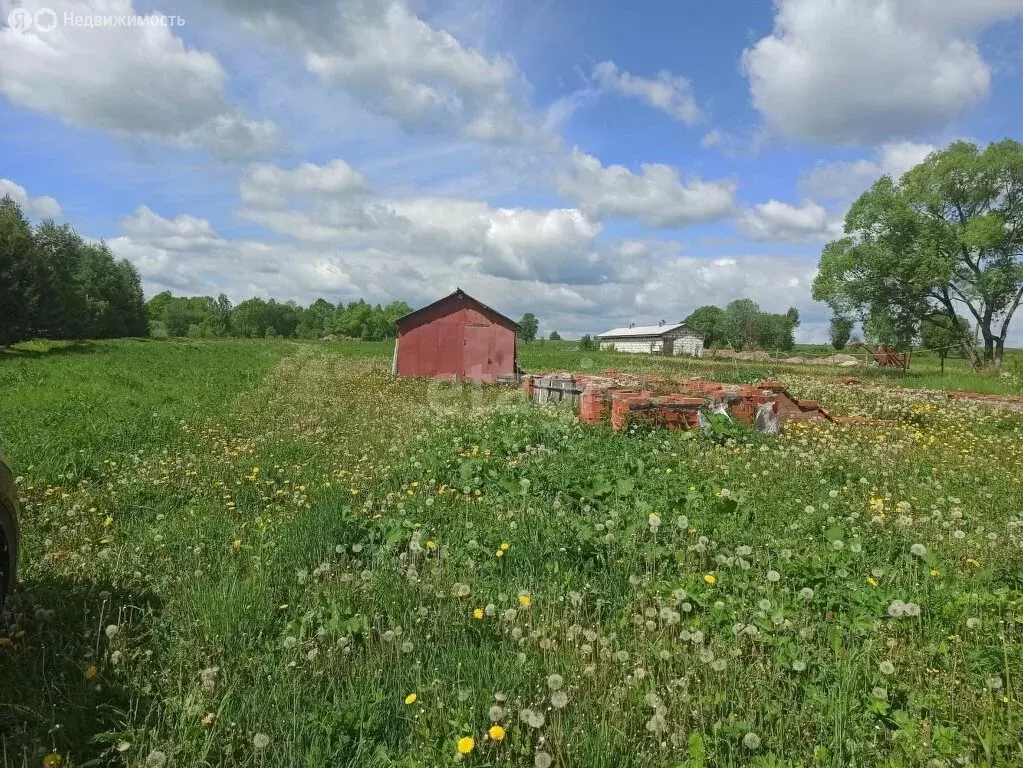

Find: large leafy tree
[1,199,147,345]
[517,313,539,342]
[758,308,799,351]
[829,316,853,350]
[0,197,38,345]
[682,305,725,347]
[720,299,762,351]
[813,140,1023,366]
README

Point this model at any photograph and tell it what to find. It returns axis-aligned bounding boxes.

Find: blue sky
[2,0,1023,340]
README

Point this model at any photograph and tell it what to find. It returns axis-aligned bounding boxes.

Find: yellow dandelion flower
[703,574,716,584]
[42,754,63,768]
[426,540,437,550]
[500,543,510,551]
[967,558,980,567]
[488,725,506,741]
[866,576,878,587]
[231,539,242,550]
[473,608,484,620]
[495,550,504,557]
[405,693,417,705]
[457,736,475,754]
[518,592,532,608]
[929,569,940,577]
[85,665,98,680]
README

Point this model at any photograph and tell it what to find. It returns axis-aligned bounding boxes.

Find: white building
[598,323,705,357]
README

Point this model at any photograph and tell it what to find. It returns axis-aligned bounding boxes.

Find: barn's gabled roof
[598,323,694,339]
[395,288,518,330]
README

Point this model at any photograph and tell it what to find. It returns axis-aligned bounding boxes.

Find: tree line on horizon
[0,197,147,345]
[147,292,414,341]
[681,300,801,351]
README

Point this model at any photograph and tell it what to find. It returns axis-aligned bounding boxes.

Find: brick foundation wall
[529,372,835,433]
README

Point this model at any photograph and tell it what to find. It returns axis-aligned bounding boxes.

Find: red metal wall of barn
[396,297,516,383]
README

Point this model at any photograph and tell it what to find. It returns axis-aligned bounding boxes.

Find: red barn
[393,289,518,383]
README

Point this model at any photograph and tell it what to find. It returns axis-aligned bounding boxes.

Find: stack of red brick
[525,371,833,432]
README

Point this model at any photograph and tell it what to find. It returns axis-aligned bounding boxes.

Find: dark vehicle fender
[0,448,19,612]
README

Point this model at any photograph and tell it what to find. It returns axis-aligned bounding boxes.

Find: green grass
[2,339,1022,767]
[519,341,1023,397]
[0,339,296,480]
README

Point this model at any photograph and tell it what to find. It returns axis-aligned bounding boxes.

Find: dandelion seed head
[200,666,219,692]
[645,712,667,733]
[520,708,545,728]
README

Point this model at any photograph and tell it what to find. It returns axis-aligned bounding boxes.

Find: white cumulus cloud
[240,160,371,209]
[121,206,224,250]
[742,0,1023,144]
[0,0,279,157]
[592,60,701,125]
[212,0,542,143]
[737,199,843,243]
[556,149,735,228]
[0,178,61,217]
[235,159,612,285]
[800,141,937,200]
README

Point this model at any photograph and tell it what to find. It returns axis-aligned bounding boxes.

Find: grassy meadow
[1,339,1023,767]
